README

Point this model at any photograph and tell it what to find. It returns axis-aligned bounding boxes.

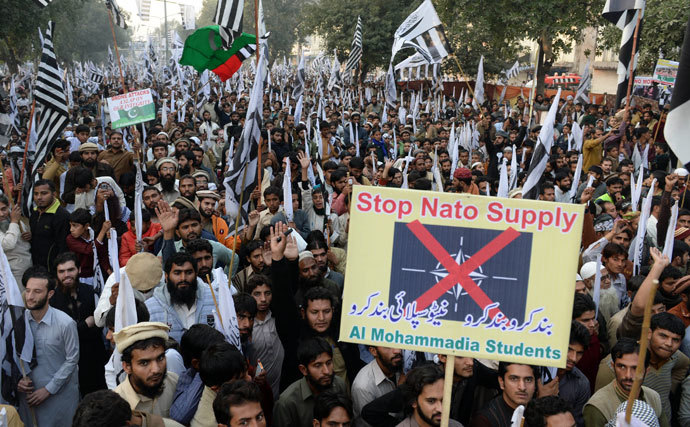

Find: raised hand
[285,234,298,261]
[156,200,179,234]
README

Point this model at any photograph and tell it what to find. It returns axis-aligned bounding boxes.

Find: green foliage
[300,0,419,75]
[598,0,690,74]
[0,0,131,71]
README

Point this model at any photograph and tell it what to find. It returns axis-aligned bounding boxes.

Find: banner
[106,89,156,129]
[340,187,584,368]
[653,59,679,86]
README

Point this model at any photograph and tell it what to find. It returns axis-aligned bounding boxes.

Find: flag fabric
[136,0,151,21]
[345,16,363,72]
[0,243,35,406]
[602,0,645,108]
[88,68,104,84]
[665,15,690,167]
[134,161,144,243]
[283,158,294,222]
[224,58,265,224]
[215,0,244,49]
[107,0,128,29]
[385,63,397,108]
[503,60,520,81]
[575,60,592,105]
[391,0,452,64]
[522,88,562,199]
[27,21,69,216]
[181,4,196,30]
[180,27,257,81]
[473,55,485,107]
[32,0,51,6]
[292,54,305,99]
[213,268,242,352]
[327,53,342,92]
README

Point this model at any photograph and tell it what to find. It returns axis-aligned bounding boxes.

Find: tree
[300,0,419,76]
[598,0,690,75]
[196,0,306,63]
[0,0,131,72]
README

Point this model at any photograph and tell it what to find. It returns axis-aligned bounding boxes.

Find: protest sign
[106,89,156,129]
[340,186,584,368]
[653,59,679,86]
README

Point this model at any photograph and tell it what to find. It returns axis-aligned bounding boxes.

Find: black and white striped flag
[0,237,35,406]
[385,63,397,108]
[107,0,128,29]
[292,54,305,100]
[224,58,264,225]
[522,88,562,200]
[26,21,69,215]
[602,0,645,108]
[575,60,592,105]
[345,16,363,72]
[664,15,690,167]
[89,68,104,84]
[215,0,244,49]
[327,52,342,92]
[391,0,452,64]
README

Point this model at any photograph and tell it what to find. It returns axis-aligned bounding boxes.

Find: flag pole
[255,0,260,65]
[440,354,455,427]
[17,100,36,210]
[625,279,658,422]
[206,274,224,325]
[527,44,542,129]
[624,10,643,112]
[19,360,38,427]
[450,55,476,100]
[107,9,126,92]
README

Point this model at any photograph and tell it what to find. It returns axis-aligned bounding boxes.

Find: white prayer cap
[580,261,605,280]
[674,168,689,177]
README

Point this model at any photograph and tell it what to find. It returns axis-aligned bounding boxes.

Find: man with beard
[159,206,239,277]
[307,237,344,292]
[17,266,80,426]
[296,251,341,303]
[233,239,269,292]
[178,175,199,206]
[583,338,666,426]
[114,322,179,417]
[155,157,181,204]
[143,186,163,223]
[400,364,461,427]
[554,171,573,203]
[351,346,403,419]
[97,131,136,181]
[470,362,537,427]
[186,238,221,290]
[145,251,216,342]
[273,337,349,427]
[176,151,197,177]
[197,190,237,250]
[49,252,108,395]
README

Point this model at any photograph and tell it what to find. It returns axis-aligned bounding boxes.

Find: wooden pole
[17,99,36,209]
[206,274,224,326]
[527,44,541,129]
[450,56,475,101]
[255,0,260,65]
[440,354,455,427]
[107,9,126,93]
[624,10,643,112]
[625,279,658,423]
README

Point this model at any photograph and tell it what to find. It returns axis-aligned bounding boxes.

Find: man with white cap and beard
[114,322,179,417]
[155,157,181,204]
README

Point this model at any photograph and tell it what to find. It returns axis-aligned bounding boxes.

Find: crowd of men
[0,69,687,427]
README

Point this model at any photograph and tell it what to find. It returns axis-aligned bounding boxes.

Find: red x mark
[407,220,521,320]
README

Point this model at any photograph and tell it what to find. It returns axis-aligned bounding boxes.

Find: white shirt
[173,301,197,329]
[351,359,400,418]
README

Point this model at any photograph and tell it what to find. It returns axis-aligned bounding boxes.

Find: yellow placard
[340,186,584,368]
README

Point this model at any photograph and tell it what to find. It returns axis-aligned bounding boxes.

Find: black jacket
[29,201,70,269]
[62,161,116,204]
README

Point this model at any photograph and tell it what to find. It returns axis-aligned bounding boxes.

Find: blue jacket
[145,278,216,342]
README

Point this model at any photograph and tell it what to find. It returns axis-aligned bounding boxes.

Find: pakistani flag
[180,26,256,81]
